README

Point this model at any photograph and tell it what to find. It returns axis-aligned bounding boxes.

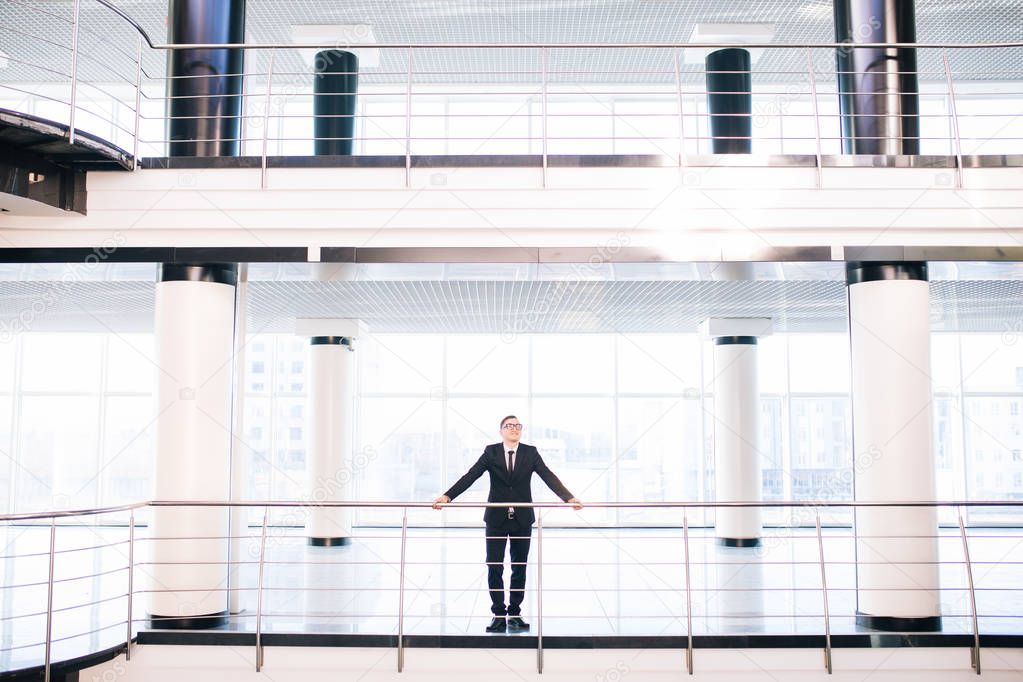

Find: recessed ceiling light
[684,23,775,66]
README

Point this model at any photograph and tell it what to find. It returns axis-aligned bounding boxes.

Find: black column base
[147,609,229,629]
[716,537,761,548]
[308,536,352,547]
[856,611,943,632]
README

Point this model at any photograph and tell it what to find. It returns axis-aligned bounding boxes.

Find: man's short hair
[500,415,518,428]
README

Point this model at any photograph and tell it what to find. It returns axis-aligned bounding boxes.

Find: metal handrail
[6,0,1023,165]
[5,499,1023,522]
[3,499,1023,679]
[130,41,1023,50]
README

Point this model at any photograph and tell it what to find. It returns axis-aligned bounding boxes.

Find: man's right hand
[432,494,450,509]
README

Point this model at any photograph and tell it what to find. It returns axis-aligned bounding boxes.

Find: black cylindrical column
[834,0,920,155]
[167,0,246,157]
[313,50,359,156]
[705,48,752,154]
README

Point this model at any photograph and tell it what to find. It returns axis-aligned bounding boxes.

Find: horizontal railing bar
[72,77,140,112]
[48,592,130,615]
[0,83,74,108]
[5,0,75,23]
[144,41,1023,50]
[0,620,128,653]
[52,538,133,554]
[47,619,129,645]
[135,134,947,145]
[0,23,74,51]
[7,499,1023,522]
[0,54,76,79]
[242,585,982,593]
[132,112,963,124]
[70,48,139,85]
[49,565,130,584]
[139,67,960,79]
[132,534,261,541]
[91,558,1011,569]
[133,90,965,102]
[1,502,148,521]
[184,613,999,622]
[135,587,256,594]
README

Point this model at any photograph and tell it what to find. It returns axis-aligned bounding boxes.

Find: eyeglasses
[501,423,524,430]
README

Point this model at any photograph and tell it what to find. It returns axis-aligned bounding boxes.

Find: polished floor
[1,523,1021,672]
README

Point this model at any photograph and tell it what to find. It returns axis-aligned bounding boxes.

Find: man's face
[501,420,523,443]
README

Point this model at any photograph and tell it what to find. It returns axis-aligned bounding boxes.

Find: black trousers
[484,520,532,616]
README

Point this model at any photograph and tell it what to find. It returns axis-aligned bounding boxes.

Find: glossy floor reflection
[2,524,1022,672]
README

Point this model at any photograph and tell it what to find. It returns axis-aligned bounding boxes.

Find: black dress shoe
[507,616,530,631]
[485,616,507,632]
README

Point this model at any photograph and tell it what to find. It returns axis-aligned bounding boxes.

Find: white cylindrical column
[847,261,940,631]
[149,263,237,628]
[306,336,355,545]
[713,336,762,546]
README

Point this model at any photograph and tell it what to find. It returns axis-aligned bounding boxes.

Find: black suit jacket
[443,442,574,526]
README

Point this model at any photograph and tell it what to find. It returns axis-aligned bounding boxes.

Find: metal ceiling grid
[1,1,1021,90]
[2,276,1023,334]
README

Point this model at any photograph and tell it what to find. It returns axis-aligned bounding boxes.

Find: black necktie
[507,449,514,476]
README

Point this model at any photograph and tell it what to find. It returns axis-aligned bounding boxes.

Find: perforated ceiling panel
[1,1,1021,88]
[2,276,1023,334]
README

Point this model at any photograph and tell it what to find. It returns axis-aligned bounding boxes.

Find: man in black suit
[433,415,583,633]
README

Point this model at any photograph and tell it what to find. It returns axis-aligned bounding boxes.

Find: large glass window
[617,397,701,525]
[356,397,442,526]
[960,334,1023,524]
[3,327,1023,529]
[12,333,137,515]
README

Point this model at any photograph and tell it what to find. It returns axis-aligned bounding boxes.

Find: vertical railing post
[674,48,686,169]
[540,47,549,188]
[404,48,413,188]
[132,36,143,170]
[260,50,276,190]
[44,517,56,682]
[68,0,82,144]
[683,510,693,675]
[958,507,981,675]
[254,506,268,671]
[942,51,964,190]
[536,509,544,674]
[815,512,833,674]
[125,510,135,661]
[397,506,408,672]
[806,49,823,189]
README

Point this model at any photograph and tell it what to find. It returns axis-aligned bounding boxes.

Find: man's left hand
[567,497,583,510]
